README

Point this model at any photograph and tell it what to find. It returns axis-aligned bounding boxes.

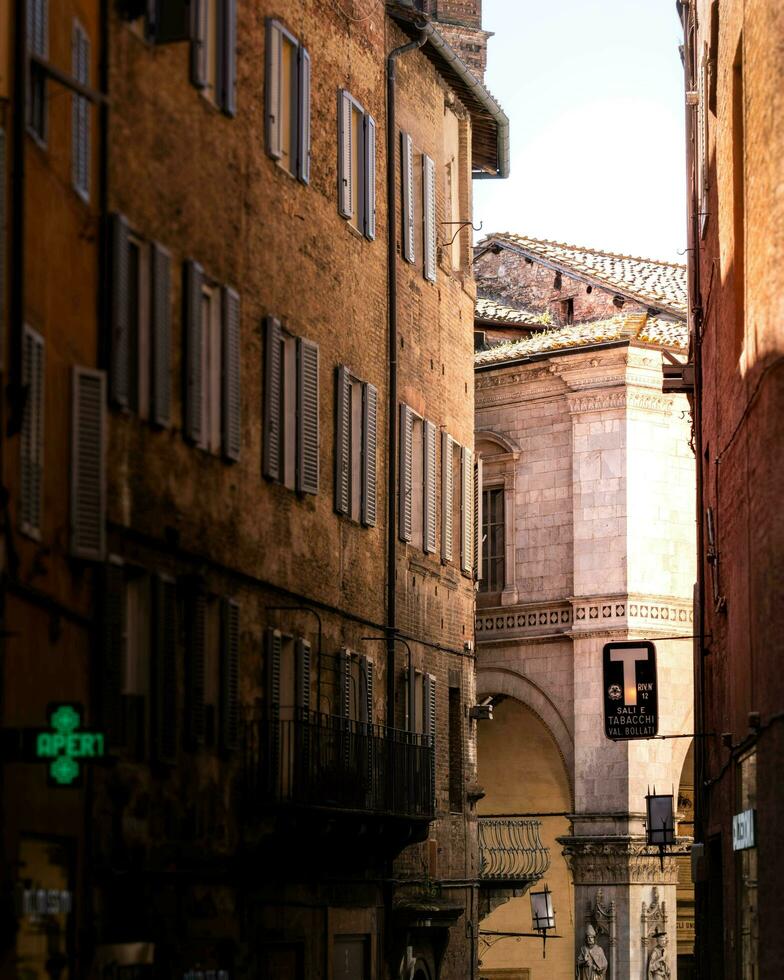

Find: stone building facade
[678,2,784,977]
[473,242,695,980]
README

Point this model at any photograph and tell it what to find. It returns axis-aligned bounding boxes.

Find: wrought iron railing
[242,710,435,819]
[478,817,551,884]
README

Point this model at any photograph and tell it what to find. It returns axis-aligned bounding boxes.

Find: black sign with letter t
[602,640,658,740]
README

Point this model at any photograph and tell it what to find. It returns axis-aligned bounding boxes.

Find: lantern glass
[530,888,556,932]
[646,793,675,845]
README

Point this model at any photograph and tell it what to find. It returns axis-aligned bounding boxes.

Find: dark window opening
[474,330,486,351]
[479,487,504,593]
[448,686,463,812]
[561,298,574,324]
[553,271,562,290]
[613,294,625,308]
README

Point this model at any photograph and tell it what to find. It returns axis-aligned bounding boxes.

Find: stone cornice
[558,835,686,885]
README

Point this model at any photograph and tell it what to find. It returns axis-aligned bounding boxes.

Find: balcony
[479,817,550,918]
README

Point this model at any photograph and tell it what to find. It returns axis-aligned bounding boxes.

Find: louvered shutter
[109,213,130,408]
[297,46,311,184]
[364,114,376,240]
[361,382,377,527]
[152,573,178,765]
[265,19,282,159]
[150,242,171,427]
[221,286,241,461]
[474,455,483,580]
[338,648,351,719]
[401,132,415,263]
[460,446,473,575]
[183,259,204,444]
[220,597,240,752]
[186,588,206,745]
[334,366,351,515]
[361,655,373,725]
[296,337,319,495]
[190,0,207,88]
[265,628,282,794]
[441,431,453,563]
[101,558,125,747]
[398,404,413,542]
[295,637,312,780]
[423,420,437,554]
[423,673,437,802]
[423,153,437,282]
[262,316,282,481]
[70,367,106,560]
[295,638,311,712]
[20,325,44,537]
[0,129,6,340]
[338,90,353,218]
[219,0,236,116]
[71,23,89,200]
[407,668,417,733]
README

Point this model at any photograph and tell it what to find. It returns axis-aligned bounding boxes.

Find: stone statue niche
[642,888,671,980]
[577,890,615,979]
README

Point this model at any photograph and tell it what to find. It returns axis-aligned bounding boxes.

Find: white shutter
[460,445,473,575]
[423,153,437,282]
[297,46,311,184]
[398,404,413,542]
[150,242,172,427]
[364,114,376,240]
[361,382,377,527]
[221,286,241,461]
[441,431,453,563]
[296,337,319,495]
[423,420,437,554]
[20,325,44,537]
[262,316,282,481]
[70,366,106,560]
[265,19,282,158]
[334,366,351,515]
[474,455,483,580]
[338,90,353,218]
[401,132,415,263]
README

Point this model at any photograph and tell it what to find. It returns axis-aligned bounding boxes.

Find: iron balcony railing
[478,817,551,885]
[242,710,435,819]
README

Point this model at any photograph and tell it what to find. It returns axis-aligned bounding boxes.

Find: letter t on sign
[609,647,649,705]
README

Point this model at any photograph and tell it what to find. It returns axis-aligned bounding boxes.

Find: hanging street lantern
[646,787,675,870]
[530,883,556,958]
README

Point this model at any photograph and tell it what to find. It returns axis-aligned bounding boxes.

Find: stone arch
[475,428,521,458]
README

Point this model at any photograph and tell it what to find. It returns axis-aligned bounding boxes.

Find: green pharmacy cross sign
[35,704,106,786]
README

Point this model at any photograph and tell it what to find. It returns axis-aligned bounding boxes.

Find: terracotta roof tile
[475,297,551,326]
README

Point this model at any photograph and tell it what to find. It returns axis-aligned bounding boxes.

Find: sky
[473,0,687,263]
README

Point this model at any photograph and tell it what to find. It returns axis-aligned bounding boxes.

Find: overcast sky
[473,0,687,263]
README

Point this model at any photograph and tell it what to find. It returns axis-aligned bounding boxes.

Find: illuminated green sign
[35,704,105,786]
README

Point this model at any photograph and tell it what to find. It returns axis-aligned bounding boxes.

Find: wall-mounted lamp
[530,883,556,958]
[646,787,675,870]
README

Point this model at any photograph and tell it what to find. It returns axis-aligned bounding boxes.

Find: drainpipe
[385,28,426,733]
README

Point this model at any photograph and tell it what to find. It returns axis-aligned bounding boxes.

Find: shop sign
[20,887,73,917]
[732,809,756,851]
[603,641,658,740]
[34,703,106,785]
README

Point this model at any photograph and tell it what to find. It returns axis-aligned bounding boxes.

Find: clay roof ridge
[477,232,686,271]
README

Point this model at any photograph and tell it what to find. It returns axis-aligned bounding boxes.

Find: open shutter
[460,446,473,575]
[219,0,237,116]
[338,648,351,719]
[183,259,203,444]
[152,573,178,765]
[297,46,311,184]
[474,454,483,580]
[265,19,282,159]
[221,286,241,461]
[423,420,437,554]
[361,655,374,725]
[401,132,415,263]
[20,325,44,537]
[334,366,351,515]
[295,637,312,775]
[361,382,377,527]
[441,431,453,563]
[101,558,125,747]
[364,114,376,240]
[110,212,130,408]
[150,242,171,428]
[71,23,89,199]
[295,638,311,712]
[220,597,240,752]
[338,90,353,218]
[70,367,106,560]
[186,588,206,745]
[398,404,413,542]
[190,0,207,88]
[265,628,282,794]
[0,129,6,342]
[423,153,437,282]
[263,316,282,481]
[407,668,417,733]
[296,337,319,495]
[424,673,437,802]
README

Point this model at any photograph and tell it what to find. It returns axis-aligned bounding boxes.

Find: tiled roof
[475,313,688,367]
[476,233,688,317]
[475,297,551,327]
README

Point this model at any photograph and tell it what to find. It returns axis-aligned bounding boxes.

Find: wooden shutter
[334,366,351,515]
[423,420,437,554]
[109,212,130,408]
[71,22,89,199]
[265,627,282,792]
[474,454,483,580]
[295,638,311,712]
[441,431,453,563]
[186,588,206,745]
[150,242,171,428]
[360,655,373,725]
[407,667,417,733]
[20,325,44,537]
[152,573,178,765]
[460,445,473,575]
[423,153,437,282]
[265,19,282,159]
[338,90,353,218]
[221,286,241,461]
[190,0,207,88]
[183,259,204,444]
[0,128,6,343]
[218,0,236,116]
[361,382,377,527]
[338,648,352,719]
[262,315,282,481]
[220,597,240,752]
[296,337,319,495]
[424,673,437,800]
[401,132,415,263]
[70,367,106,560]
[398,404,413,542]
[297,46,311,184]
[364,114,376,240]
[101,557,125,747]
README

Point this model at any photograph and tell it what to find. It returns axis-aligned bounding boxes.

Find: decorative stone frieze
[559,836,681,886]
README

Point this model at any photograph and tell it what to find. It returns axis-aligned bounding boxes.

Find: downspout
[385,28,426,732]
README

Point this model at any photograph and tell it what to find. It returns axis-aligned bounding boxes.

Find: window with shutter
[70,367,106,561]
[441,431,454,563]
[217,0,236,116]
[71,20,90,200]
[338,91,376,240]
[263,316,283,481]
[474,455,483,581]
[338,89,353,219]
[334,366,351,516]
[20,325,44,539]
[27,0,48,143]
[220,597,240,752]
[190,0,208,88]
[150,242,172,427]
[186,588,207,745]
[101,558,126,748]
[364,115,376,240]
[295,638,311,713]
[423,153,437,282]
[423,420,437,554]
[221,286,241,461]
[297,46,311,184]
[152,573,178,765]
[192,0,233,108]
[265,20,309,182]
[110,213,130,408]
[296,338,319,495]
[265,628,282,794]
[183,259,204,443]
[361,382,377,527]
[460,446,474,575]
[361,655,374,726]
[401,132,415,263]
[398,404,413,543]
[424,673,437,803]
[335,368,376,525]
[338,648,352,720]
